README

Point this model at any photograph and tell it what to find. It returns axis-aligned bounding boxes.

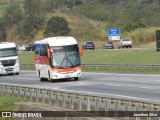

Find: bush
[123,22,146,32]
[44,16,71,37]
[0,19,6,41]
[19,15,45,38]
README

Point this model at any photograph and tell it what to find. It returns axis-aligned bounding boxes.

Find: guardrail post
[95,98,99,111]
[6,86,9,95]
[124,101,129,120]
[29,89,33,101]
[13,87,16,96]
[0,85,2,93]
[48,91,52,105]
[105,99,109,116]
[42,90,45,104]
[70,94,74,109]
[62,93,66,108]
[78,96,82,111]
[35,89,38,102]
[115,100,119,118]
[55,92,59,106]
[135,103,141,120]
[2,85,5,95]
[87,96,91,111]
[18,87,21,98]
[24,88,27,99]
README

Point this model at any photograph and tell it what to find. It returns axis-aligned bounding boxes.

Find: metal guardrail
[0,84,160,120]
[20,64,160,70]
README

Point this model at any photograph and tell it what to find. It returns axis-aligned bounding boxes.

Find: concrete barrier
[0,84,160,120]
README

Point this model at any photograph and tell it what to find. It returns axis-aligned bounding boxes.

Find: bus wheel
[74,77,79,81]
[15,72,19,75]
[48,71,51,81]
[50,79,55,83]
[40,77,44,81]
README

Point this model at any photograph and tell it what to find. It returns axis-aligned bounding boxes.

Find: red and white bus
[34,36,82,82]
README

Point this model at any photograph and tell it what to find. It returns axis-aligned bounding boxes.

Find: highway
[0,71,160,102]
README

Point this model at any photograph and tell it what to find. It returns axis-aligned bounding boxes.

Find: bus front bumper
[51,69,81,79]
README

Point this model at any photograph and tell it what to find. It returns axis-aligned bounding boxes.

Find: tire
[40,77,46,82]
[15,72,19,75]
[74,77,79,81]
[50,79,55,83]
[48,71,50,81]
[38,70,44,82]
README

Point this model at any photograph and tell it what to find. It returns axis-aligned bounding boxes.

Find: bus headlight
[52,70,59,73]
[74,68,80,72]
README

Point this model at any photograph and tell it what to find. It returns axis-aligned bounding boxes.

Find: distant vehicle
[18,45,27,51]
[0,42,20,75]
[103,41,114,49]
[118,38,132,49]
[82,41,95,50]
[34,36,82,82]
[26,44,34,51]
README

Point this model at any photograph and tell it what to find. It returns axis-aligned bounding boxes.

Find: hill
[0,0,160,48]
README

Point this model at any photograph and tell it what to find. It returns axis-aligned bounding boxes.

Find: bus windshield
[0,47,18,58]
[51,44,80,68]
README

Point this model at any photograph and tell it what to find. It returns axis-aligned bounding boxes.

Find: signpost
[108,28,120,41]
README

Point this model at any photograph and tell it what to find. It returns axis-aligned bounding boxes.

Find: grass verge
[18,49,160,73]
[0,94,29,120]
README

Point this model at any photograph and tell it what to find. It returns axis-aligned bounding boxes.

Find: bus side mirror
[79,47,83,56]
[48,49,51,58]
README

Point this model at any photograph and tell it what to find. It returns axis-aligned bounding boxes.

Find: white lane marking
[140,87,155,90]
[105,83,157,90]
[0,76,39,80]
[155,80,160,82]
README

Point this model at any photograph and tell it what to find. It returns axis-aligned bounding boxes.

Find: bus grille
[1,59,16,67]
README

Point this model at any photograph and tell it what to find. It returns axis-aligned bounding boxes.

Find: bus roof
[34,36,78,46]
[0,42,16,49]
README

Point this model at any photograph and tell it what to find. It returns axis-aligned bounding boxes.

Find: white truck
[0,42,20,75]
[118,38,132,49]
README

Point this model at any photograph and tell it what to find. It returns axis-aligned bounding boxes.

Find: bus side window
[40,44,47,56]
[34,44,40,55]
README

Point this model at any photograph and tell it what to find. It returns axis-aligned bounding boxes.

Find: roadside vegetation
[19,49,160,73]
[0,95,28,111]
[0,0,159,48]
[0,94,28,120]
[19,49,160,65]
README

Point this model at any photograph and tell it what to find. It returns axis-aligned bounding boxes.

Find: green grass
[0,4,10,12]
[19,51,34,64]
[0,95,28,120]
[19,49,160,64]
[81,49,160,64]
[0,94,28,111]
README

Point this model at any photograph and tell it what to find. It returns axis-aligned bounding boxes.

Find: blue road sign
[108,28,120,36]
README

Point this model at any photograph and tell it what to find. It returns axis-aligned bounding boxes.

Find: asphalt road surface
[0,71,160,102]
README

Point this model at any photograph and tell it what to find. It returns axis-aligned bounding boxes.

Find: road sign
[108,28,120,41]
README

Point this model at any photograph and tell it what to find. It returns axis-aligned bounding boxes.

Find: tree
[44,16,71,37]
[3,4,23,27]
[19,15,45,38]
[0,19,6,42]
[24,0,39,15]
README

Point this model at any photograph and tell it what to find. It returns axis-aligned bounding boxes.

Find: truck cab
[0,42,20,75]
